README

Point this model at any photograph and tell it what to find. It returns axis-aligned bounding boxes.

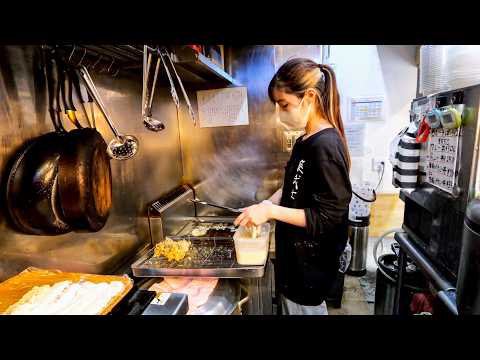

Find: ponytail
[318,64,351,171]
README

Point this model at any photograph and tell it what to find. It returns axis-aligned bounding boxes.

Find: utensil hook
[68,45,76,63]
[92,55,103,71]
[100,57,114,73]
[107,57,115,73]
[77,47,87,66]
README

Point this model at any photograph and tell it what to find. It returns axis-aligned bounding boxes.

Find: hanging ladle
[142,45,165,132]
[77,65,139,160]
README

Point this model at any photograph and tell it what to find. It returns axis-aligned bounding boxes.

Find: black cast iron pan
[5,50,73,235]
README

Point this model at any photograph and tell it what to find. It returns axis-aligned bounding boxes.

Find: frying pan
[57,63,112,232]
[5,51,73,235]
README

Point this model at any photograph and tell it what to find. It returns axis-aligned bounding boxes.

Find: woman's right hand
[234,202,273,227]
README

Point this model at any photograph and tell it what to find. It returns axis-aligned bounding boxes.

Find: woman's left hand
[234,202,272,227]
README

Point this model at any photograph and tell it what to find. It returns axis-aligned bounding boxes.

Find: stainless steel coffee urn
[347,183,375,276]
[347,217,370,276]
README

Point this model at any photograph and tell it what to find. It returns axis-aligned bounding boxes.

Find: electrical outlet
[372,158,384,172]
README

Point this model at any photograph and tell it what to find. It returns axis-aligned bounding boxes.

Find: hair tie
[317,64,326,81]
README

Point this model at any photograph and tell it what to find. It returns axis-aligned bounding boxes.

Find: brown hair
[268,58,351,170]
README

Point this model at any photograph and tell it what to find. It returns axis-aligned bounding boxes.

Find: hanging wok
[5,50,72,235]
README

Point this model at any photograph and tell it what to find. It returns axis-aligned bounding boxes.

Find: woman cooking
[234,58,352,315]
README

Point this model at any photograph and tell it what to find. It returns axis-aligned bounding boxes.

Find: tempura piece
[153,237,191,262]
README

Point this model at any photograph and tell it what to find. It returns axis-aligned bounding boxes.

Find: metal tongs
[160,47,196,126]
[189,198,242,213]
[142,45,196,130]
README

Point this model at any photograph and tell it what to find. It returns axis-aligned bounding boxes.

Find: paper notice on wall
[426,128,461,194]
[196,87,249,128]
[344,123,366,156]
[350,96,384,121]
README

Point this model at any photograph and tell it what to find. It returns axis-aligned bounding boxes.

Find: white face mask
[277,96,312,131]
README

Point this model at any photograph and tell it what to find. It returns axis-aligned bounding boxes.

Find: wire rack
[144,238,237,269]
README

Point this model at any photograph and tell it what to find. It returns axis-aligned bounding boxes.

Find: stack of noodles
[3,280,125,315]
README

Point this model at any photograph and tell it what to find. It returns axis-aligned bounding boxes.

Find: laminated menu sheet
[350,96,384,121]
[426,127,461,194]
[196,87,249,128]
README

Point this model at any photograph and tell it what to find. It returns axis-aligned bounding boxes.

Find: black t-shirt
[275,127,352,306]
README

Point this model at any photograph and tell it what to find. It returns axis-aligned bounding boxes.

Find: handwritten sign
[426,128,461,193]
[344,123,366,156]
[197,87,249,128]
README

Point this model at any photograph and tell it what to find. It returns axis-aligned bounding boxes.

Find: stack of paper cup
[420,45,451,96]
[446,45,480,90]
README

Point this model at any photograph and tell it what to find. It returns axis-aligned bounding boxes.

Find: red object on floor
[410,292,435,314]
[187,45,203,53]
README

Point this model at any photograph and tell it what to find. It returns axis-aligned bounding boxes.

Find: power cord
[352,161,385,203]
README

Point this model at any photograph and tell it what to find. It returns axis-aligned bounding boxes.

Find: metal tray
[131,238,266,278]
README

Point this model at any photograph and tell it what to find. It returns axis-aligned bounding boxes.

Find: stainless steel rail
[394,232,458,315]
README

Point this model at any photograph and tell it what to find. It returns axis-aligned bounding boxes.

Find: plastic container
[233,223,271,265]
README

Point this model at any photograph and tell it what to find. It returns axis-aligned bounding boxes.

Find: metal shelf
[55,44,241,86]
[172,46,241,86]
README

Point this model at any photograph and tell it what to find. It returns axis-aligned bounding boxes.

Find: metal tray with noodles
[131,237,266,278]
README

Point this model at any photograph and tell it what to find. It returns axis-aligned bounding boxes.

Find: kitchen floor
[328,236,396,315]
